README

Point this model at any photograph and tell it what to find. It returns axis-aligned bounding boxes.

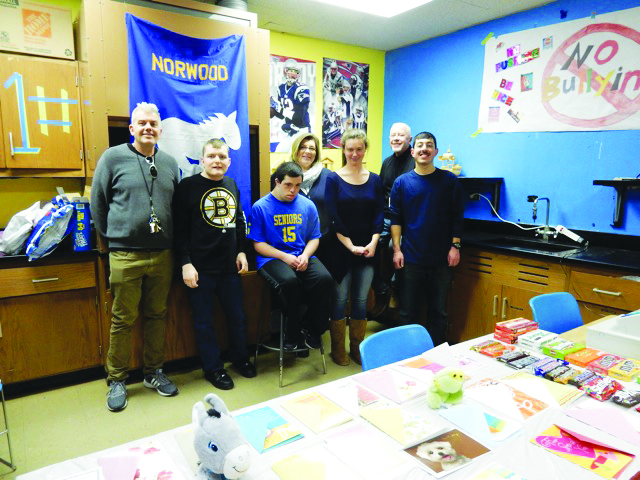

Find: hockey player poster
[322,58,369,148]
[126,14,251,213]
[269,55,316,153]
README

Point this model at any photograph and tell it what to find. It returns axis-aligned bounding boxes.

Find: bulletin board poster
[322,58,369,148]
[269,55,316,153]
[478,6,640,132]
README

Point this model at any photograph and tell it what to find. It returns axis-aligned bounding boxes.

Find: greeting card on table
[359,392,449,448]
[502,371,584,407]
[531,424,635,478]
[271,444,362,480]
[234,406,303,453]
[468,462,528,479]
[280,391,352,433]
[353,368,427,403]
[101,441,186,480]
[405,428,491,478]
[438,404,522,446]
[324,423,411,478]
[464,378,549,421]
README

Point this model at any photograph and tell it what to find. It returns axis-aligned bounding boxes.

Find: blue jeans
[398,263,452,346]
[332,263,374,320]
[187,272,248,373]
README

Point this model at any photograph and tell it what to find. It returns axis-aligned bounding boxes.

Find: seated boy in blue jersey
[174,138,256,391]
[249,161,333,351]
[390,132,464,346]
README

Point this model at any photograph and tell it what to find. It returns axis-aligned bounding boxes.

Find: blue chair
[359,324,435,371]
[529,292,583,334]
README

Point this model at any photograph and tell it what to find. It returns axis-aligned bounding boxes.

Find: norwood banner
[126,14,250,213]
[478,6,640,132]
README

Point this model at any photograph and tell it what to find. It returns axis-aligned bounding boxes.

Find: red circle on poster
[542,23,640,128]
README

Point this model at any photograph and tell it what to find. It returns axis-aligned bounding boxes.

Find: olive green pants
[106,250,173,382]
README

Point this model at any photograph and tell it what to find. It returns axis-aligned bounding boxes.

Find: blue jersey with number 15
[248,193,321,269]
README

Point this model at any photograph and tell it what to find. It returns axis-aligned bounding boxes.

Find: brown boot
[329,319,350,366]
[349,319,367,365]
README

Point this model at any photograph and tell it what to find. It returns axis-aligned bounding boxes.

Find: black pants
[398,263,452,346]
[259,257,333,338]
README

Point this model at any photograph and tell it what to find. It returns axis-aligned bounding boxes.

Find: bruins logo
[201,187,236,228]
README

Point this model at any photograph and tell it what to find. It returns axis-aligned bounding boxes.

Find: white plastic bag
[0,201,46,255]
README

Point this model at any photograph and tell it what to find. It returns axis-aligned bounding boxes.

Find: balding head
[389,123,412,155]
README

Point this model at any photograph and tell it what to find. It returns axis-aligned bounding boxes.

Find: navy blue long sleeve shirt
[389,168,464,267]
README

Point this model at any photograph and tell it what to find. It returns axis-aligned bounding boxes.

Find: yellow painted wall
[269,32,385,174]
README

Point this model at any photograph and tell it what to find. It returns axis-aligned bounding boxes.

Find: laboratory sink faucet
[527,195,557,241]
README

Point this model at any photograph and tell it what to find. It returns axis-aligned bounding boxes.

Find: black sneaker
[232,359,257,378]
[106,381,127,412]
[143,369,178,396]
[304,332,322,349]
[283,334,299,351]
[205,369,234,390]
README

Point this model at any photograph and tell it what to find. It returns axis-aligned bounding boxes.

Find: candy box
[608,358,640,382]
[587,354,625,376]
[480,343,515,357]
[495,318,538,334]
[471,340,501,352]
[493,332,519,344]
[565,347,606,367]
[518,330,558,350]
[542,339,585,360]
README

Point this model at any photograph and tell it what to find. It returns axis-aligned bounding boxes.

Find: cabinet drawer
[0,262,96,298]
[570,270,640,311]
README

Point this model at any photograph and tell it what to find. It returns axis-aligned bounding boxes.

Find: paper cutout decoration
[531,425,634,479]
[521,73,533,92]
[234,406,303,453]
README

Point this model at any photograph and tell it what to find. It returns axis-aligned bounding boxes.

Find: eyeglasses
[145,156,158,179]
[300,146,316,152]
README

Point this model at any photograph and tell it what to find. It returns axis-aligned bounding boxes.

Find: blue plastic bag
[25,195,75,261]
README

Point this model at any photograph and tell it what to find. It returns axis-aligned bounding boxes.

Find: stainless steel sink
[483,237,580,253]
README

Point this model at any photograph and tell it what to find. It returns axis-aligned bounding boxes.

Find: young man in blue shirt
[389,132,464,346]
[249,162,333,350]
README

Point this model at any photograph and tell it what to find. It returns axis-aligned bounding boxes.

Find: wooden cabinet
[569,266,639,323]
[449,248,569,343]
[97,255,271,368]
[0,257,102,384]
[0,53,83,173]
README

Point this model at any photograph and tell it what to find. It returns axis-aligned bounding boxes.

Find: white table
[19,335,640,480]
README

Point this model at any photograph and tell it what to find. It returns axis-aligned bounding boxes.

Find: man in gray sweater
[91,102,181,412]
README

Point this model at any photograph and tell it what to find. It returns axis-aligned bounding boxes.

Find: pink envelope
[565,407,640,448]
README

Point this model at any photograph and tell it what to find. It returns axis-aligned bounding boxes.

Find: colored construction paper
[438,404,522,446]
[271,444,361,480]
[234,406,303,453]
[353,368,427,403]
[465,378,549,421]
[502,371,584,407]
[98,453,140,480]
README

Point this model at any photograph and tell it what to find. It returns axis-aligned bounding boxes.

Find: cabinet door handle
[501,297,508,319]
[32,277,59,283]
[592,288,622,296]
[9,132,15,157]
[492,295,498,316]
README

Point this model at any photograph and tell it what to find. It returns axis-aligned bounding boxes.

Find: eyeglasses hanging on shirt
[137,153,163,233]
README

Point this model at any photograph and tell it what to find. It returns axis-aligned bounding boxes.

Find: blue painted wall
[383,0,640,236]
